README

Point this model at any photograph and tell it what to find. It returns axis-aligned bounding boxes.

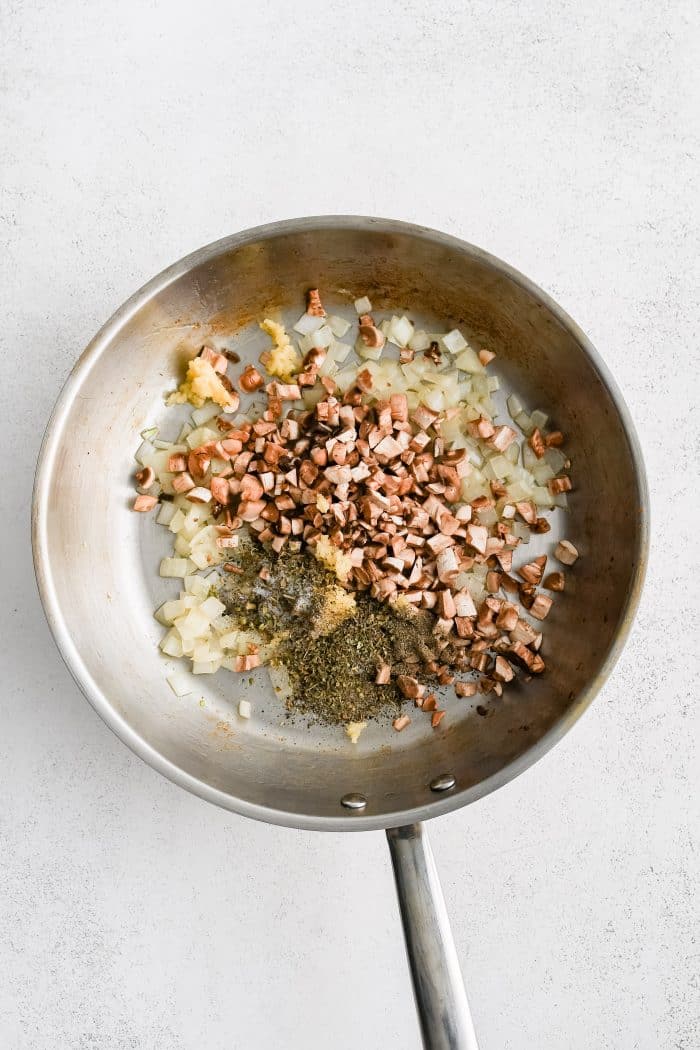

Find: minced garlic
[259,318,302,380]
[314,585,356,637]
[345,722,367,744]
[313,535,353,582]
[167,356,235,409]
[316,494,330,513]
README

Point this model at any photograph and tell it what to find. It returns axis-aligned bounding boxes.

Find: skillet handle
[386,823,479,1050]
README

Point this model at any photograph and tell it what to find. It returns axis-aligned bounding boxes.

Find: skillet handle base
[386,823,479,1050]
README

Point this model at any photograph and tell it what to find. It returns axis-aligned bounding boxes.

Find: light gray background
[2,2,698,1048]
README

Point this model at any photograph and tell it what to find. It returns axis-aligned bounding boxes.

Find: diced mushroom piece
[239,365,265,393]
[545,431,564,447]
[474,416,494,440]
[555,539,579,565]
[528,428,546,458]
[510,618,538,645]
[486,570,501,593]
[390,393,409,422]
[234,653,262,672]
[469,652,490,673]
[239,474,264,502]
[479,349,496,365]
[495,602,519,632]
[216,533,239,549]
[548,475,572,495]
[200,346,229,373]
[436,546,459,583]
[393,714,411,732]
[133,494,158,512]
[135,466,155,490]
[306,288,325,316]
[396,675,425,700]
[518,556,546,585]
[529,593,553,620]
[186,486,213,504]
[454,589,477,618]
[438,590,457,618]
[172,472,195,493]
[411,404,439,430]
[488,425,517,452]
[514,500,537,525]
[375,661,392,685]
[509,641,545,674]
[374,434,404,458]
[465,524,488,555]
[238,499,266,521]
[493,655,514,683]
[210,477,230,504]
[168,453,188,473]
[455,617,475,638]
[359,323,385,349]
[455,681,477,698]
[431,710,446,728]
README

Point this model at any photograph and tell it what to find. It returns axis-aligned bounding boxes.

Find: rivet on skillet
[430,773,456,793]
[340,792,367,811]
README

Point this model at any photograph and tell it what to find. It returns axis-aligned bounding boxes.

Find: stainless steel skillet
[32,217,648,1049]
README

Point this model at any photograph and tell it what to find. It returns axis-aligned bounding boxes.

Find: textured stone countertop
[1,2,697,1048]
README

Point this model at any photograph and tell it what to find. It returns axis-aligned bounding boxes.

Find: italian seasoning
[218,541,447,724]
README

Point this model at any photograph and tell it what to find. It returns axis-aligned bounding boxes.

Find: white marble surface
[2,2,698,1047]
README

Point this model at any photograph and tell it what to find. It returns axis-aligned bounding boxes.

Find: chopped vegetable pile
[135,288,580,738]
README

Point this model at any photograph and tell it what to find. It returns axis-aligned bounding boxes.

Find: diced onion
[530,409,549,430]
[357,342,384,362]
[532,461,555,484]
[184,575,210,598]
[453,348,484,374]
[293,312,325,336]
[157,502,177,526]
[159,557,190,578]
[387,315,413,347]
[354,296,372,314]
[160,630,184,657]
[238,699,252,719]
[327,315,351,338]
[330,340,352,363]
[135,440,155,465]
[200,596,226,620]
[191,401,221,426]
[442,329,467,354]
[311,324,334,349]
[544,448,567,473]
[533,486,555,508]
[192,661,219,674]
[507,394,524,419]
[167,671,192,696]
[514,411,534,436]
[186,425,219,450]
[408,329,431,351]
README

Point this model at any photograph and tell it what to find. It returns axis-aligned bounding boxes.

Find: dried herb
[217,540,443,725]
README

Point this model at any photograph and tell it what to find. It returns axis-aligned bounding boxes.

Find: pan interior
[34,220,646,828]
